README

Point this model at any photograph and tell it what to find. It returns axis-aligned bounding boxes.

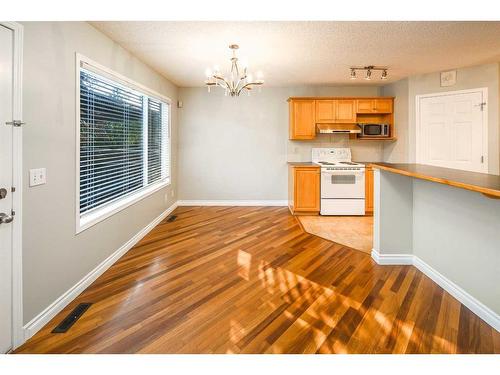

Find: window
[77,56,171,232]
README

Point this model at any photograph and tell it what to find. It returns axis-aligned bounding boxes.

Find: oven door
[321,169,365,198]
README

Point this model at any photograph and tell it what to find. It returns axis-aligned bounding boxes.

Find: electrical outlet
[29,168,47,187]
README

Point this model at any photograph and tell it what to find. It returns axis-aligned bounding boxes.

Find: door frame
[0,21,24,350]
[415,87,489,173]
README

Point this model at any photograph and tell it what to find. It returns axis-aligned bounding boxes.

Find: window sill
[77,178,171,234]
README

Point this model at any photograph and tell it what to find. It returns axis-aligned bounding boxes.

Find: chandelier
[350,66,388,81]
[204,44,264,97]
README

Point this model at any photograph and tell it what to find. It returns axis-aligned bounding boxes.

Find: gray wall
[22,22,178,323]
[178,86,382,201]
[381,78,409,163]
[375,170,500,315]
[382,63,500,174]
[413,179,500,314]
[374,170,413,255]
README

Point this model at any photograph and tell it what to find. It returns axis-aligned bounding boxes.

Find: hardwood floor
[15,206,500,354]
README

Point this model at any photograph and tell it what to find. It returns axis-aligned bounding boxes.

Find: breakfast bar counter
[370,163,500,199]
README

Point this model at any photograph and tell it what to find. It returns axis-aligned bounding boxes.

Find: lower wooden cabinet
[288,164,373,216]
[288,165,320,215]
[365,166,374,215]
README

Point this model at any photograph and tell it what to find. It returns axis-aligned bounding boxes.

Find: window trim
[75,53,172,234]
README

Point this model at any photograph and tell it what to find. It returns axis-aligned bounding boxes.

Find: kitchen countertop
[287,161,378,167]
[370,163,500,199]
[287,162,319,167]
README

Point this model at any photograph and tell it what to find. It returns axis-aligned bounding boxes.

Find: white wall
[178,86,382,201]
[22,22,178,323]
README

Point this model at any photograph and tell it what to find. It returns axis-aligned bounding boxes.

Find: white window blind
[79,65,170,218]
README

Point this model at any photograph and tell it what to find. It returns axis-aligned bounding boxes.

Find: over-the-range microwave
[358,123,390,138]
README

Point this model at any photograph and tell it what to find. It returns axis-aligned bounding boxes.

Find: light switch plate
[29,168,47,187]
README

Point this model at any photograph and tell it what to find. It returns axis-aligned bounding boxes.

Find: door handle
[0,188,7,199]
[5,120,25,127]
[0,213,14,224]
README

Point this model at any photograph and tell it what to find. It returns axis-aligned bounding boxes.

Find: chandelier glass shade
[204,44,264,97]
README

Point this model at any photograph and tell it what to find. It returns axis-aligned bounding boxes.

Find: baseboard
[412,257,500,333]
[22,201,178,341]
[372,248,500,333]
[371,248,414,265]
[177,200,288,207]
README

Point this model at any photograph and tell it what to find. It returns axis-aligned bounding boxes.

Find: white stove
[312,148,366,216]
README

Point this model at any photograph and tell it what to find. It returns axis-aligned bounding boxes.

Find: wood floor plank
[14,206,500,354]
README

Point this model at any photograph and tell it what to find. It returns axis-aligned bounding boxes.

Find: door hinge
[5,120,25,127]
[11,210,15,216]
[481,156,484,163]
[11,187,15,193]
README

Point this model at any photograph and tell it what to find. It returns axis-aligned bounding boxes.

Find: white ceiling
[90,21,500,87]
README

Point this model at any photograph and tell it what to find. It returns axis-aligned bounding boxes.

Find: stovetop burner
[311,148,365,169]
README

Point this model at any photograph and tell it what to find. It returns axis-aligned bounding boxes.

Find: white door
[418,90,487,173]
[0,25,14,353]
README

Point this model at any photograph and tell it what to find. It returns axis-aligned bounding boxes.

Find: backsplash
[287,134,384,162]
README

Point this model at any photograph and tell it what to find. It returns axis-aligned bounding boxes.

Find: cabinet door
[315,100,336,123]
[294,167,320,212]
[365,167,374,214]
[373,99,393,113]
[356,99,374,113]
[289,100,316,139]
[335,99,357,123]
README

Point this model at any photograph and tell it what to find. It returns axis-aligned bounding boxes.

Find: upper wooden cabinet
[356,98,393,114]
[374,99,393,113]
[315,100,335,122]
[336,100,357,123]
[288,97,394,140]
[315,99,356,124]
[356,99,374,113]
[289,99,316,140]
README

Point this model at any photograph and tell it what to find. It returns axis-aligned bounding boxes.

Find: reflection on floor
[15,207,500,353]
[298,215,373,254]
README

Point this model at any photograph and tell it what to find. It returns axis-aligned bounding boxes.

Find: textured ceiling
[90,21,500,87]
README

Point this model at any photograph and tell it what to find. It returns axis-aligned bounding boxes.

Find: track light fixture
[349,66,388,81]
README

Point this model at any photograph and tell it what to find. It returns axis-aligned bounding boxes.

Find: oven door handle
[321,171,365,176]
